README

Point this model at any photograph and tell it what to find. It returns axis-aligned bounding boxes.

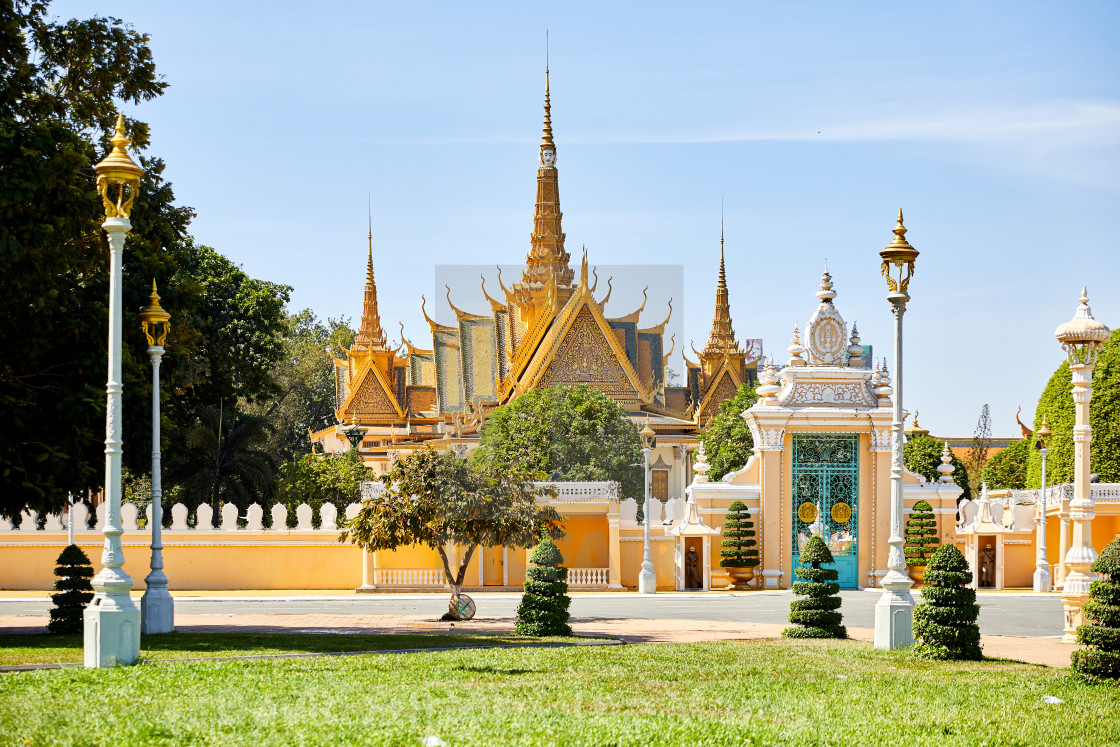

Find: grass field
[1,638,1117,746]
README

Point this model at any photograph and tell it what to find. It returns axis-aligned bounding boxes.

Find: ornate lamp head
[93,114,145,219]
[139,279,171,347]
[1054,287,1110,365]
[639,420,656,450]
[879,209,918,298]
[343,415,367,451]
[1035,416,1052,451]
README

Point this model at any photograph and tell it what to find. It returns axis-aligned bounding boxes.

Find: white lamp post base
[84,597,140,668]
[1032,567,1052,594]
[638,565,657,594]
[873,577,915,650]
[140,579,175,635]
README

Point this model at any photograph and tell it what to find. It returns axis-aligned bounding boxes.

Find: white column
[874,297,915,649]
[1061,362,1098,641]
[84,217,140,668]
[638,446,656,593]
[141,344,174,634]
[1032,453,1052,593]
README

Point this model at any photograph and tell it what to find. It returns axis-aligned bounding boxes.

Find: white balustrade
[246,503,264,530]
[170,503,189,530]
[568,567,609,586]
[345,502,361,521]
[19,510,37,532]
[121,503,139,531]
[295,503,313,530]
[619,497,638,524]
[196,504,214,529]
[73,502,90,531]
[43,513,63,531]
[372,568,445,586]
[220,503,239,530]
[271,504,287,529]
[535,481,621,502]
[319,503,338,531]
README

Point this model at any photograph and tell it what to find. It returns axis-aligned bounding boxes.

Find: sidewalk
[0,611,1073,668]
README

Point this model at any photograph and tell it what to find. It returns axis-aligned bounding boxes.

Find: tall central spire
[703,216,738,357]
[522,64,572,290]
[352,214,388,353]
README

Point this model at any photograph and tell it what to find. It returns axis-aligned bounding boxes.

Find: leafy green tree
[904,500,939,569]
[0,3,290,520]
[903,436,971,500]
[982,438,1030,490]
[247,310,355,464]
[912,544,982,660]
[783,535,846,639]
[474,385,642,500]
[164,405,277,525]
[1072,538,1120,680]
[699,383,759,482]
[515,536,572,636]
[965,404,993,490]
[341,448,564,599]
[47,544,94,634]
[276,449,372,524]
[1027,329,1120,488]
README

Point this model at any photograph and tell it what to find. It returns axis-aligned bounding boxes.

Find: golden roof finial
[541,51,555,154]
[140,278,171,346]
[703,213,739,360]
[889,208,909,247]
[351,215,388,353]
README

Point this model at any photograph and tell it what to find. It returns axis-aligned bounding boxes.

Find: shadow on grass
[0,632,574,666]
[456,664,536,675]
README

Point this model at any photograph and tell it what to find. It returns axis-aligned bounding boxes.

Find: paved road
[0,591,1064,638]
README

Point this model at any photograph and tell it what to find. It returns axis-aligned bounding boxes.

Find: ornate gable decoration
[804,268,847,366]
[344,362,404,419]
[540,306,636,398]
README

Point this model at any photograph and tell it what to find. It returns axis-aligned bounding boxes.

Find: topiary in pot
[720,500,759,589]
[782,535,846,639]
[1071,538,1120,680]
[515,535,572,636]
[48,544,95,634]
[912,544,982,660]
[905,499,940,583]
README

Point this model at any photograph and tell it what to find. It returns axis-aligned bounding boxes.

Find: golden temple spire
[519,57,572,292]
[702,216,738,358]
[352,213,388,353]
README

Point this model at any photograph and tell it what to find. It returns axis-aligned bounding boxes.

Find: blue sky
[56,1,1120,438]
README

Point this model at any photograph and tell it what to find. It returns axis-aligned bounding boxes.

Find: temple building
[310,69,762,498]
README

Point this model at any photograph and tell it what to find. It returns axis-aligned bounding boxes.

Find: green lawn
[0,631,576,667]
[2,639,1117,746]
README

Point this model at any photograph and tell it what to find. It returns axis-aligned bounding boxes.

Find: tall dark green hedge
[719,500,759,569]
[1071,538,1120,680]
[904,500,939,568]
[912,545,982,660]
[515,536,572,637]
[48,544,94,634]
[782,535,846,639]
[1027,329,1120,488]
[982,438,1029,490]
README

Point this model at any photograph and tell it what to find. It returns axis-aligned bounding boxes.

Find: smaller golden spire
[140,278,171,347]
[888,208,911,248]
[541,66,555,156]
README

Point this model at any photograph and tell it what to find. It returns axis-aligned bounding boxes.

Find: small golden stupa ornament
[139,279,171,347]
[94,113,145,219]
[880,209,919,295]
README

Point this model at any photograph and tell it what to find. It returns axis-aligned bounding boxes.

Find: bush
[1071,538,1120,680]
[782,535,846,639]
[912,544,981,660]
[904,500,940,569]
[48,545,94,634]
[515,536,572,637]
[719,500,759,569]
[904,436,971,500]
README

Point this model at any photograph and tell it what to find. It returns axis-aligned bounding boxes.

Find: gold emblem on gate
[831,502,852,523]
[797,502,818,523]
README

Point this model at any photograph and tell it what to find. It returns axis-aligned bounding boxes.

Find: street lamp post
[638,421,657,594]
[140,281,174,634]
[1054,288,1110,641]
[1032,418,1053,594]
[874,209,918,650]
[84,114,144,668]
[344,416,367,452]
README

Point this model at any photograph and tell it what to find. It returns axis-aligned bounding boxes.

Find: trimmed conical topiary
[515,536,572,636]
[1072,538,1120,680]
[783,535,846,639]
[905,499,940,570]
[48,544,94,634]
[912,544,982,660]
[719,500,759,570]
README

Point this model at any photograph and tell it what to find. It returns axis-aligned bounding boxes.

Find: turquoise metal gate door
[791,434,859,588]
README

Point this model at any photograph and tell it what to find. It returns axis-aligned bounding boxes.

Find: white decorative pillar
[1054,288,1109,641]
[638,422,657,593]
[140,282,174,634]
[85,114,144,668]
[1032,419,1052,593]
[874,210,917,650]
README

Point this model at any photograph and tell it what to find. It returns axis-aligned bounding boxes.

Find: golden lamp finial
[94,113,145,219]
[879,207,918,296]
[139,279,171,347]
